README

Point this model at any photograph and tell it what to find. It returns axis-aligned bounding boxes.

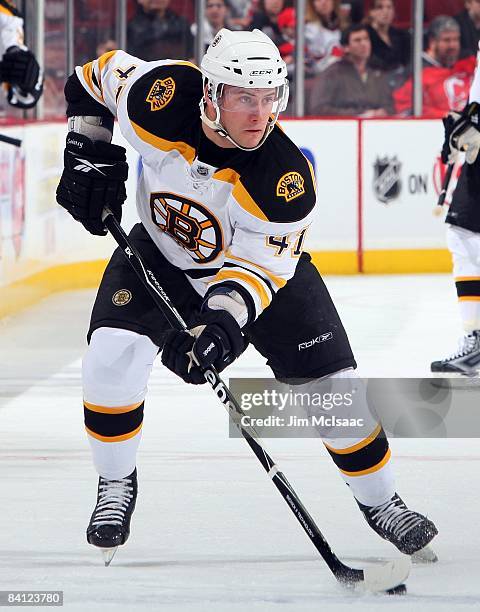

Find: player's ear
[203,84,216,116]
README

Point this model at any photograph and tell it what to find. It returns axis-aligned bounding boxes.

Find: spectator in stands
[226,0,255,29]
[366,0,410,72]
[394,16,476,117]
[307,24,394,115]
[276,7,318,78]
[304,0,342,73]
[127,0,193,61]
[455,0,480,57]
[250,0,290,47]
[191,0,231,51]
[277,7,296,73]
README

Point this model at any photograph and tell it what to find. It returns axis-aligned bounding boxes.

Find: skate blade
[412,544,437,564]
[101,547,118,566]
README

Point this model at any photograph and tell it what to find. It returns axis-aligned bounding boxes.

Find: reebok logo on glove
[202,342,216,357]
[73,157,115,175]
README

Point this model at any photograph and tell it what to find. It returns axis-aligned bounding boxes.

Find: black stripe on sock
[456,280,480,298]
[84,402,144,437]
[325,428,389,474]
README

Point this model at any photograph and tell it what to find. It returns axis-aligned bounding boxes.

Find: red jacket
[394,56,476,117]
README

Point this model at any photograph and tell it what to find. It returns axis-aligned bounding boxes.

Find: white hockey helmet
[200,28,289,151]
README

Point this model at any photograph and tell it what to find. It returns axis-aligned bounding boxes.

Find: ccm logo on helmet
[249,70,273,76]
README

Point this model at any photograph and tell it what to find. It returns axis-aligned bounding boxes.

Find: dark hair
[341,23,369,46]
[427,15,460,42]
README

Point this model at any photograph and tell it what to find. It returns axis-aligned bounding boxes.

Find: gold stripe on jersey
[213,168,269,221]
[225,250,287,289]
[233,182,269,221]
[210,268,271,310]
[86,424,143,443]
[459,296,480,301]
[130,120,196,163]
[323,423,382,455]
[340,448,391,477]
[98,50,117,73]
[83,400,143,414]
[455,276,480,281]
[0,5,13,16]
[306,159,317,196]
[82,61,104,103]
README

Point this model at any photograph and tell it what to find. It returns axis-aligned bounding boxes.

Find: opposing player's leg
[431,225,480,375]
[247,253,438,556]
[82,224,202,560]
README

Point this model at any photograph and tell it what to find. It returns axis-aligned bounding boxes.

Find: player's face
[218,86,278,149]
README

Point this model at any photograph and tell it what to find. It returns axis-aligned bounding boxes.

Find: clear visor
[216,84,286,114]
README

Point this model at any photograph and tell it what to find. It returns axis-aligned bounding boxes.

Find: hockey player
[0,0,43,109]
[431,43,480,375]
[56,29,437,564]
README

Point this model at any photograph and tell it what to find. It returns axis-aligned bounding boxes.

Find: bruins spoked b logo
[276,172,305,202]
[146,77,175,111]
[112,289,132,306]
[150,193,223,264]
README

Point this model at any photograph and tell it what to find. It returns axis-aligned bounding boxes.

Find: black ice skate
[357,493,438,562]
[86,468,137,566]
[431,331,480,376]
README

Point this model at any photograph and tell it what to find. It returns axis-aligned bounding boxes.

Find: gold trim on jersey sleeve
[0,5,14,16]
[210,269,271,310]
[225,250,287,289]
[98,50,117,73]
[82,61,104,103]
[455,276,480,281]
[130,120,196,163]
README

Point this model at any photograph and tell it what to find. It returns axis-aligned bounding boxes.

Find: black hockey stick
[102,208,410,594]
[0,133,21,147]
[437,160,455,207]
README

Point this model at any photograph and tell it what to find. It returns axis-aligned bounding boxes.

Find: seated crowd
[124,0,480,117]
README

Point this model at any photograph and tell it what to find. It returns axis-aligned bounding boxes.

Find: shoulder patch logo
[146,78,175,111]
[112,289,132,306]
[276,172,305,202]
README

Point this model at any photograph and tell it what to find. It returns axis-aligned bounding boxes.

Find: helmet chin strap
[199,98,273,152]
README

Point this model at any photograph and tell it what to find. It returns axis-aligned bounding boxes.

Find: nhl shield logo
[373,156,402,204]
[146,77,175,111]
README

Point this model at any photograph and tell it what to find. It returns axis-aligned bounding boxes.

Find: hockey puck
[385,584,407,595]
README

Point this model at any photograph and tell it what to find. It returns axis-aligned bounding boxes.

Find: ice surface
[0,275,478,611]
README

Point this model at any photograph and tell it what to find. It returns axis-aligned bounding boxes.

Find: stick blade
[362,556,411,593]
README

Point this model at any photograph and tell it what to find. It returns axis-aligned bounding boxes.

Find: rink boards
[0,118,455,317]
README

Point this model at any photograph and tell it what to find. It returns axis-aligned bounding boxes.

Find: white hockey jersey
[0,1,24,56]
[70,50,317,324]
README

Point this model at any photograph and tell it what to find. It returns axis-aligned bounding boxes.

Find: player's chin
[239,129,265,148]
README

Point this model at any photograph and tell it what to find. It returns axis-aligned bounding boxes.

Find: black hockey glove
[56,132,128,236]
[161,310,246,385]
[0,47,43,108]
[441,101,480,165]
